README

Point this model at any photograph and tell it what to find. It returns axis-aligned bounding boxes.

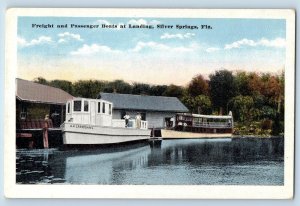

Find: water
[16,137,284,185]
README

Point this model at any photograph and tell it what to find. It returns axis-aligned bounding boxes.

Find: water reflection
[16,138,284,185]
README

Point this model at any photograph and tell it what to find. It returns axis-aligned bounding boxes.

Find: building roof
[99,92,189,112]
[16,78,73,105]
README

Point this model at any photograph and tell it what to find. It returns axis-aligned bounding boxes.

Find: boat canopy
[176,113,233,119]
[192,114,232,119]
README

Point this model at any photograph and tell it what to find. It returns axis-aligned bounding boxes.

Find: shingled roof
[99,92,189,112]
[16,78,73,105]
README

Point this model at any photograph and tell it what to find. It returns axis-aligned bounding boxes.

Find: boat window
[102,102,105,113]
[97,102,101,113]
[67,102,70,113]
[73,100,82,112]
[109,104,112,115]
[84,100,89,112]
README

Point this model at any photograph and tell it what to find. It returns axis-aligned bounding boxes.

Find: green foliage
[33,77,48,85]
[149,85,168,96]
[234,121,272,137]
[234,71,251,96]
[131,83,151,95]
[181,94,211,114]
[229,95,254,122]
[163,84,185,98]
[209,70,237,114]
[73,80,106,98]
[49,80,74,95]
[260,106,277,119]
[193,95,212,114]
[271,113,283,136]
[103,80,132,94]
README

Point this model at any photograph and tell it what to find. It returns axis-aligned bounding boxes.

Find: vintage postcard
[4,8,295,199]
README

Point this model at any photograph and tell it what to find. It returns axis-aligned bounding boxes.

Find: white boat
[60,98,151,145]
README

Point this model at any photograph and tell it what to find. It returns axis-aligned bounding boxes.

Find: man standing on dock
[124,113,130,127]
[136,113,142,129]
[43,114,50,149]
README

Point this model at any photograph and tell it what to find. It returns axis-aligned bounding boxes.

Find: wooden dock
[17,128,63,149]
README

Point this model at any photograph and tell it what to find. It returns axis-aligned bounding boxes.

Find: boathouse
[16,78,74,128]
[98,92,189,128]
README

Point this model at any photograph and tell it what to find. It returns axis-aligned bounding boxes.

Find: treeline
[34,69,284,136]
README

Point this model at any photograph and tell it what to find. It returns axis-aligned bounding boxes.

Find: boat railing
[192,122,232,128]
[141,120,148,130]
[127,119,148,130]
[112,119,126,128]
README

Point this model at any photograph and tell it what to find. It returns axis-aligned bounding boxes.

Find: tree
[131,83,151,95]
[33,77,48,85]
[193,95,212,114]
[187,74,209,97]
[163,84,185,98]
[247,72,263,96]
[181,94,211,114]
[103,80,132,94]
[209,70,237,114]
[235,71,251,96]
[260,106,277,119]
[73,80,106,98]
[49,79,74,95]
[262,75,283,110]
[229,95,254,122]
[277,71,285,118]
[180,95,194,113]
[149,85,168,96]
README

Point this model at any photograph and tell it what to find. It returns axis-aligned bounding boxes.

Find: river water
[16,137,284,185]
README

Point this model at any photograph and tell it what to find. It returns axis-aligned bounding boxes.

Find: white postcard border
[4,8,295,199]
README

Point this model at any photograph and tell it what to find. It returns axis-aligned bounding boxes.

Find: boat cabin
[65,98,148,129]
[174,113,234,134]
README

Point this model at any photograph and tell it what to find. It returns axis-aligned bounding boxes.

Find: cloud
[258,38,286,48]
[96,19,111,25]
[58,39,66,43]
[95,19,125,30]
[225,38,286,50]
[160,32,195,40]
[17,36,53,47]
[127,19,161,25]
[130,41,197,53]
[57,32,83,43]
[149,20,161,24]
[206,47,220,53]
[70,44,122,56]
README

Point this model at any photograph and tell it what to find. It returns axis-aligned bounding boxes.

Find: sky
[17,17,286,86]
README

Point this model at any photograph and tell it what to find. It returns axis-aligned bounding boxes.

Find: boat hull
[161,129,232,139]
[61,123,151,145]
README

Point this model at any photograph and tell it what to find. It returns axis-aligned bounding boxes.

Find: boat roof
[193,114,232,119]
[178,113,232,119]
[71,97,111,103]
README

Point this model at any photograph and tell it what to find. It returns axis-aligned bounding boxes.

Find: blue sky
[17,17,286,85]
